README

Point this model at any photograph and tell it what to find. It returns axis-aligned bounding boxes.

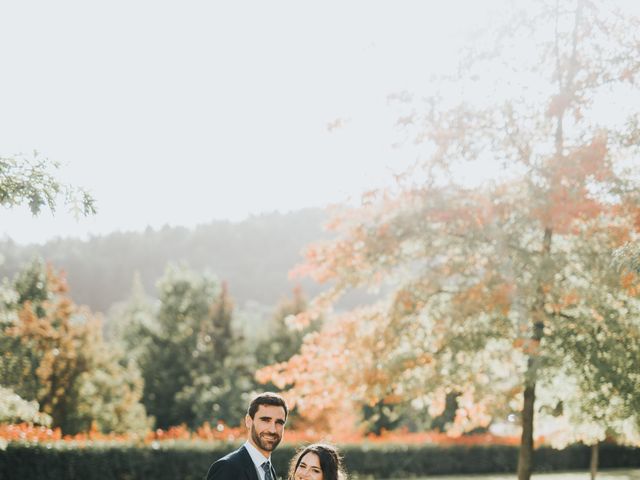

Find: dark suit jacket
[205,445,277,480]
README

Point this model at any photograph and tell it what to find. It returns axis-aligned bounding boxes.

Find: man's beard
[251,424,281,452]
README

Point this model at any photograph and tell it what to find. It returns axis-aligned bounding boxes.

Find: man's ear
[245,414,252,429]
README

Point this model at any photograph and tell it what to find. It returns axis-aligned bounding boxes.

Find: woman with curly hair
[288,443,347,480]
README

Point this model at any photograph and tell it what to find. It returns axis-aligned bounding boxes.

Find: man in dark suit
[206,392,288,480]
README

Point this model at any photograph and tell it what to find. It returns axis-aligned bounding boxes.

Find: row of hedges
[1,442,639,479]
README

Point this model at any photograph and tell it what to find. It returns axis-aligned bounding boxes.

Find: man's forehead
[255,404,286,418]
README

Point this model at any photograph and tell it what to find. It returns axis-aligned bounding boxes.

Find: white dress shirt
[243,440,274,480]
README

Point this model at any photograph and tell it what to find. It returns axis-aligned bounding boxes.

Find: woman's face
[294,452,323,480]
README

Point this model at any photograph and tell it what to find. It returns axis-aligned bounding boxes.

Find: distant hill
[0,209,333,314]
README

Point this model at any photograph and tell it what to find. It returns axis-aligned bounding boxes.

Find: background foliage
[0,209,329,313]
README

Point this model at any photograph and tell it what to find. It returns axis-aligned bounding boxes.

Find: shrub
[1,442,639,479]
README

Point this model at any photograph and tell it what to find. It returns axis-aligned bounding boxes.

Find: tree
[537,257,640,479]
[0,152,95,216]
[140,265,253,429]
[260,2,640,479]
[248,284,437,434]
[106,271,158,362]
[255,286,320,367]
[178,282,255,427]
[0,259,148,434]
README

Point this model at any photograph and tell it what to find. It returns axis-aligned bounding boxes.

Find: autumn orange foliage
[0,422,520,447]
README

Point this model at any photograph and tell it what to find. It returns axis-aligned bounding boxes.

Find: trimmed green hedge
[1,442,638,479]
[337,443,640,477]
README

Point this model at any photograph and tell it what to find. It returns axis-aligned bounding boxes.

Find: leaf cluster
[0,152,96,217]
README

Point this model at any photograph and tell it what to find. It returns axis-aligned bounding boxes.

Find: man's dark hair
[247,392,288,419]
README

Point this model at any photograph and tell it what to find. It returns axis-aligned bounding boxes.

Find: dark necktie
[261,461,274,480]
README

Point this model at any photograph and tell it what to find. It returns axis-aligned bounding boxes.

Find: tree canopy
[260,2,640,479]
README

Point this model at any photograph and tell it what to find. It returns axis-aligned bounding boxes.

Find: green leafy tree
[537,259,640,478]
[178,283,255,427]
[255,286,320,367]
[140,266,252,428]
[260,2,640,479]
[140,265,215,428]
[107,271,158,362]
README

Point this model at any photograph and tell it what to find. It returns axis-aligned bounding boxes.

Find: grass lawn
[359,469,640,480]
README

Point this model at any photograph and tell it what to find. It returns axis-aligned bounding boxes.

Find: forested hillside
[0,209,329,313]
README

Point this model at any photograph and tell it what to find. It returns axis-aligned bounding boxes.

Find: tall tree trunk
[518,379,537,480]
[590,442,599,480]
[518,227,552,480]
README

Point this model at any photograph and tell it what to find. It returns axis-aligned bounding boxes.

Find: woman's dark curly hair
[288,443,347,480]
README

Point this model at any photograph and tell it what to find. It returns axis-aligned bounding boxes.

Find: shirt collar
[244,440,270,469]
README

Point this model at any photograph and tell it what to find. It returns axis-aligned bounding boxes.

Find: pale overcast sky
[0,0,548,244]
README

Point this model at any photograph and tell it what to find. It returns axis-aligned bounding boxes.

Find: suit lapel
[238,446,261,480]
